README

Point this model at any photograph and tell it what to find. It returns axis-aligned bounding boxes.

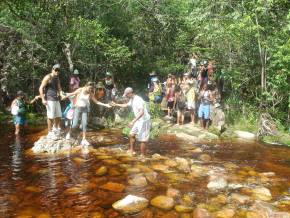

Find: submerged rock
[112,195,149,214]
[99,182,125,193]
[128,174,148,187]
[32,136,75,154]
[214,208,235,218]
[150,195,175,210]
[252,186,272,201]
[96,166,108,176]
[193,208,213,218]
[230,193,250,204]
[166,187,181,199]
[174,205,194,213]
[207,177,228,190]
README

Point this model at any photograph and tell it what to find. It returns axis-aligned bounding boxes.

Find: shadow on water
[0,124,290,217]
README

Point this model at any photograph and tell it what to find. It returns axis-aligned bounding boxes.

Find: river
[0,125,289,217]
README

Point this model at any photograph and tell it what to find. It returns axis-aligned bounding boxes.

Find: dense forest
[0,0,289,129]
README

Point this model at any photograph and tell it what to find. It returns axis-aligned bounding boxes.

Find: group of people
[11,64,151,156]
[148,57,220,130]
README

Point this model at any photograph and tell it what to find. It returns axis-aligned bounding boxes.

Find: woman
[63,82,111,147]
[166,81,175,119]
[187,79,197,124]
[174,86,186,125]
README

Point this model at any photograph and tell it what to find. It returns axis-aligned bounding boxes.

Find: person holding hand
[111,87,151,157]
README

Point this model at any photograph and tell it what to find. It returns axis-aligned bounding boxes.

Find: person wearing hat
[63,82,111,148]
[96,82,106,100]
[111,87,151,157]
[11,91,41,135]
[69,69,81,92]
[39,64,65,140]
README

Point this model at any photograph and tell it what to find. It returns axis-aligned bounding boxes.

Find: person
[95,82,106,100]
[174,86,186,125]
[198,83,213,130]
[149,77,162,104]
[186,79,197,124]
[166,80,175,119]
[111,87,151,157]
[104,72,116,101]
[207,61,215,81]
[200,61,208,86]
[69,69,81,92]
[63,82,111,147]
[39,64,65,139]
[11,91,40,135]
[189,53,198,78]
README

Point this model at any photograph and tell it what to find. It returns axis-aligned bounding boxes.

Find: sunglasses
[54,68,60,72]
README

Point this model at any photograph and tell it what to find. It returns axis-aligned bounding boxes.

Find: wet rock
[198,154,212,162]
[252,186,272,201]
[167,173,189,183]
[210,194,227,205]
[230,193,250,204]
[227,183,244,190]
[136,164,153,173]
[151,164,169,172]
[181,193,195,206]
[24,186,43,193]
[214,208,235,218]
[164,159,178,167]
[193,208,213,218]
[90,211,105,218]
[166,187,181,199]
[112,194,149,214]
[108,168,122,176]
[207,177,228,190]
[248,201,290,218]
[97,155,112,160]
[176,132,199,142]
[198,132,219,141]
[128,174,148,187]
[175,157,190,172]
[145,171,158,183]
[175,205,194,213]
[73,157,86,165]
[37,213,52,218]
[234,130,255,140]
[32,136,75,154]
[102,159,121,165]
[152,153,168,160]
[190,165,209,177]
[99,182,125,192]
[126,167,141,174]
[150,195,175,210]
[96,166,108,176]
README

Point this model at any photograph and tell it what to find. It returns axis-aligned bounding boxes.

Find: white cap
[123,87,133,97]
[73,69,79,75]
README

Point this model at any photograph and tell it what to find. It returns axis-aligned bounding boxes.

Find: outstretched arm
[29,95,41,104]
[91,95,111,108]
[62,88,81,100]
[110,101,129,108]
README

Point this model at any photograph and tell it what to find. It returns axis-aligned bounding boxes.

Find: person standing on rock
[111,87,151,157]
[39,64,65,140]
[62,82,111,147]
[69,69,81,92]
[198,83,213,130]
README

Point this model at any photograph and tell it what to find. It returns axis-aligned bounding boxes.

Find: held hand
[105,104,112,108]
[128,121,134,128]
[110,101,117,107]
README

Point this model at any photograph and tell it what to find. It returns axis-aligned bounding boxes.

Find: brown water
[0,126,290,217]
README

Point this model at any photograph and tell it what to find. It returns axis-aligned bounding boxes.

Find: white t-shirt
[189,58,197,68]
[128,95,150,121]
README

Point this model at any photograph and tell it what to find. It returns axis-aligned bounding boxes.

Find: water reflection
[11,136,23,181]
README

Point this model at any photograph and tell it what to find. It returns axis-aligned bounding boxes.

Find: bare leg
[55,117,61,129]
[200,119,203,128]
[205,119,209,130]
[47,118,53,132]
[191,111,195,123]
[129,135,136,153]
[15,124,20,135]
[82,131,86,140]
[140,142,146,155]
[181,112,184,125]
[177,111,181,125]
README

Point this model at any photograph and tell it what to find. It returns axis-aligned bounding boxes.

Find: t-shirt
[189,58,197,68]
[128,95,150,121]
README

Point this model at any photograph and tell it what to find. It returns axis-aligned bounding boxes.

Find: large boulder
[234,130,256,140]
[32,136,75,154]
[112,195,149,214]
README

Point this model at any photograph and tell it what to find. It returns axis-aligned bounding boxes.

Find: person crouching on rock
[110,87,151,157]
[62,82,111,147]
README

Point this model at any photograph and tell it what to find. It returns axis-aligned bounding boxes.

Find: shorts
[198,104,210,120]
[167,101,174,109]
[130,119,151,142]
[46,101,62,119]
[13,115,27,125]
[187,101,196,110]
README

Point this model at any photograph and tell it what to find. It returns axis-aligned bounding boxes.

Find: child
[11,91,40,135]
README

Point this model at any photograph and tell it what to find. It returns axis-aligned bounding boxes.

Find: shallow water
[0,126,290,217]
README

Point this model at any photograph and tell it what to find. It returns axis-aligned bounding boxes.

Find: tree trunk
[63,43,74,73]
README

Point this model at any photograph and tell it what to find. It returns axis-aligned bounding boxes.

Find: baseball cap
[106,72,112,77]
[123,87,133,97]
[17,90,24,97]
[52,64,60,70]
[73,69,79,75]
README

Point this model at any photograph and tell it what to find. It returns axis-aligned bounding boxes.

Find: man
[104,72,116,100]
[69,69,80,92]
[39,64,64,139]
[111,87,151,156]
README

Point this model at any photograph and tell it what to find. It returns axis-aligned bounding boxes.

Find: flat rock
[151,164,169,172]
[234,130,255,140]
[96,166,108,176]
[128,174,148,187]
[174,205,194,213]
[32,136,75,154]
[99,182,125,192]
[207,178,228,190]
[112,195,149,214]
[150,195,175,210]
